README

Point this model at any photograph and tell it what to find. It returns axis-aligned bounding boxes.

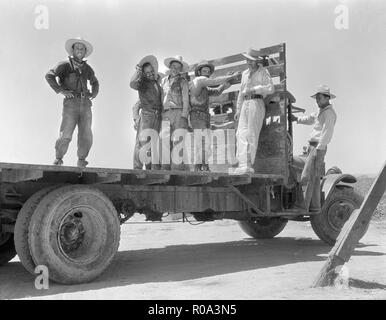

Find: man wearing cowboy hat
[190,60,240,171]
[45,37,99,167]
[233,47,274,174]
[291,85,337,212]
[130,55,163,170]
[159,55,190,170]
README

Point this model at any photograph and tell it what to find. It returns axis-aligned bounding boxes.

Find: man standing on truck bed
[291,85,337,212]
[190,60,239,171]
[159,55,190,170]
[45,37,99,168]
[233,48,274,174]
[130,55,163,170]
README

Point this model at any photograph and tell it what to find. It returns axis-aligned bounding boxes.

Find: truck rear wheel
[239,217,288,239]
[310,187,366,245]
[0,232,16,266]
[28,185,121,284]
[14,186,59,274]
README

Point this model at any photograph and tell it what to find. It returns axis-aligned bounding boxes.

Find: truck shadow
[0,237,383,299]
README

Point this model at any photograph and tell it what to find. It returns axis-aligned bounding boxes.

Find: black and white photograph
[0,0,385,304]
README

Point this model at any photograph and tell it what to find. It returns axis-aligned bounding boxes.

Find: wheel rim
[326,198,356,232]
[57,206,105,264]
[0,232,11,247]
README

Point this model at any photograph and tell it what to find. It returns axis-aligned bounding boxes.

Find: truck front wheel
[28,185,121,284]
[310,186,366,245]
[239,217,288,239]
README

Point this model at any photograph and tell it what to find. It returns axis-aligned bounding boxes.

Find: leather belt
[244,94,263,100]
[73,92,87,98]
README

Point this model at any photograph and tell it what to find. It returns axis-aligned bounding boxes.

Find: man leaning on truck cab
[291,85,337,212]
[233,47,275,174]
[45,37,99,168]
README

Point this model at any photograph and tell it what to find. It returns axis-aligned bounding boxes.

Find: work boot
[53,158,63,166]
[77,159,88,168]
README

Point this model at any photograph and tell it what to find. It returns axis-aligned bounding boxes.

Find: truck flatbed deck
[0,162,284,186]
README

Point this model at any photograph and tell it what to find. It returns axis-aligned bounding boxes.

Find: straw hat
[310,85,336,99]
[138,55,159,74]
[194,60,215,76]
[242,47,263,62]
[164,55,189,72]
[65,37,93,58]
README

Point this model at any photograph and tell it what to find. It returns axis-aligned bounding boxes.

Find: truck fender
[321,173,357,205]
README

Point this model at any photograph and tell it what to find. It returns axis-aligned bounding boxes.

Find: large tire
[310,186,366,245]
[14,186,60,275]
[239,217,288,239]
[0,232,16,266]
[28,185,121,284]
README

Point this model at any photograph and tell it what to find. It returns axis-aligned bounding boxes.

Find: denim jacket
[45,58,99,99]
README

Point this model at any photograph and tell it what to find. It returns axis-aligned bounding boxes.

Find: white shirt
[297,104,337,150]
[236,66,274,113]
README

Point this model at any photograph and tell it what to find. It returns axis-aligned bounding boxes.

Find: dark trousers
[55,97,93,160]
[133,110,161,169]
[301,145,326,210]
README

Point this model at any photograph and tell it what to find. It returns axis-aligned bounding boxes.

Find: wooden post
[313,162,386,287]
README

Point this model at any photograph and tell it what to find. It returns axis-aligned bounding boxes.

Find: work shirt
[236,66,274,113]
[161,74,189,118]
[189,76,226,113]
[297,104,337,150]
[130,70,163,112]
[45,57,99,98]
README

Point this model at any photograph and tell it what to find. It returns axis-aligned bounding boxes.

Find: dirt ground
[1,215,385,300]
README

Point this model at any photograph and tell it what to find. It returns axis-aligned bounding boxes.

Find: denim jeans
[55,97,93,160]
[133,110,161,169]
[301,145,327,210]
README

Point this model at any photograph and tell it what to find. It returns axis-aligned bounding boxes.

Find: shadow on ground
[0,237,383,299]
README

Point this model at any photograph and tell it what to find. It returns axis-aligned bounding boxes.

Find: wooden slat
[134,173,170,185]
[211,63,284,79]
[0,168,43,182]
[189,44,284,70]
[219,175,252,186]
[96,173,122,184]
[173,175,213,186]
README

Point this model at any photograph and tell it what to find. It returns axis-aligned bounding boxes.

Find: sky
[0,0,385,174]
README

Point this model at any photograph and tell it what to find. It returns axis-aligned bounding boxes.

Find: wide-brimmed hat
[65,37,93,58]
[310,85,336,99]
[242,47,263,62]
[138,55,158,74]
[164,55,189,72]
[194,60,215,76]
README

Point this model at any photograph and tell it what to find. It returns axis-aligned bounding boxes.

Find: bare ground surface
[0,177,385,300]
[0,217,385,300]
